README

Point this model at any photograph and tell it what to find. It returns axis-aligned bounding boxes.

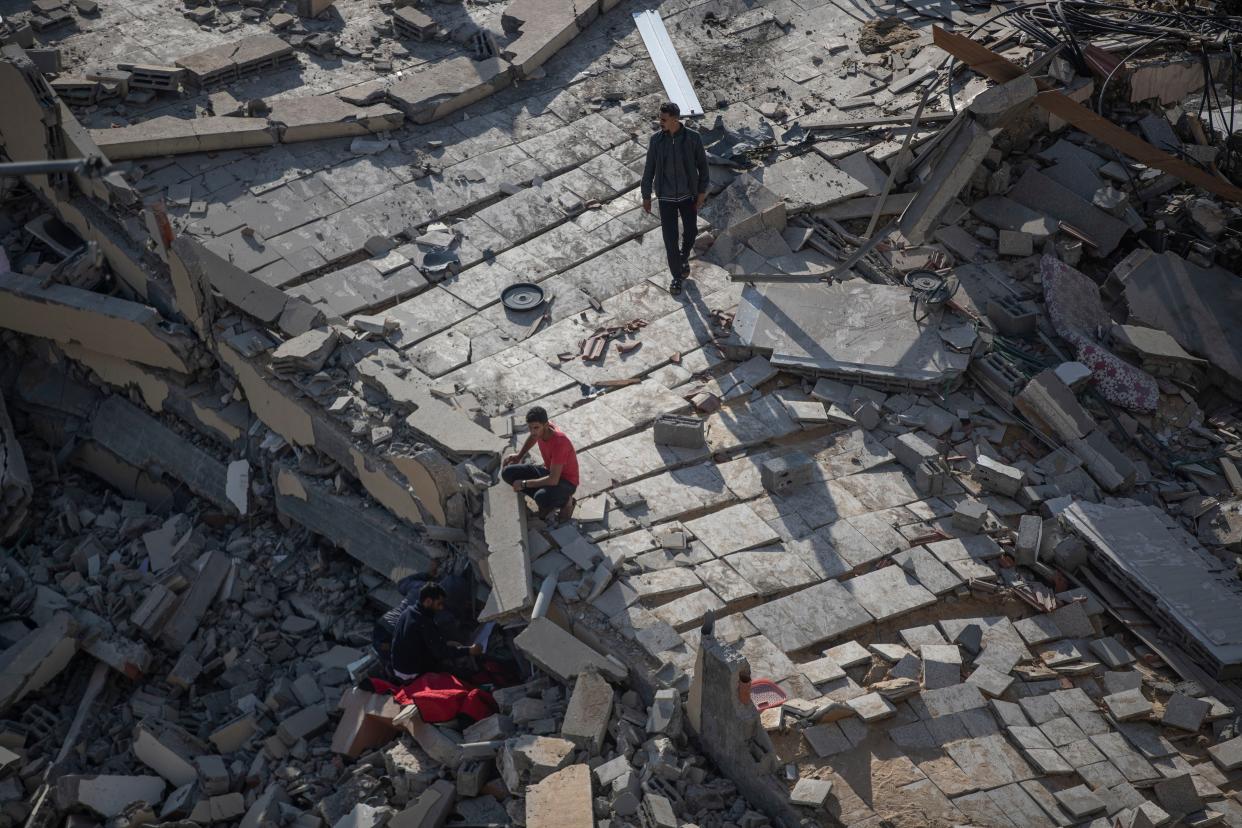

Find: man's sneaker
[670,279,683,296]
[681,260,690,278]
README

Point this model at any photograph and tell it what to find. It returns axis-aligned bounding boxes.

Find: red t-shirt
[536,425,579,487]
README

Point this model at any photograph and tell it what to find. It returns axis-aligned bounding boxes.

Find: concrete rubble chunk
[502,735,575,786]
[56,774,167,817]
[974,453,1024,496]
[1014,369,1096,442]
[0,612,78,713]
[525,764,593,826]
[132,723,199,786]
[1160,693,1209,733]
[897,118,996,244]
[479,480,532,621]
[390,779,455,828]
[331,688,402,757]
[969,74,1038,128]
[271,328,340,373]
[560,670,613,754]
[160,549,231,650]
[515,618,626,683]
[701,172,786,242]
[790,777,833,807]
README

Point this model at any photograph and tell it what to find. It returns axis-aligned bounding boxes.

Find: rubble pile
[6,0,1242,822]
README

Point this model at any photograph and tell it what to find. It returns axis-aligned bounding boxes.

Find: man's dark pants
[500,464,576,514]
[658,198,696,282]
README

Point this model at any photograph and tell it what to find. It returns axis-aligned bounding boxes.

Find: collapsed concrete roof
[3,0,1242,824]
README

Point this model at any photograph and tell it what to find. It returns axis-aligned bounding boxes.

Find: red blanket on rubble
[371,674,497,723]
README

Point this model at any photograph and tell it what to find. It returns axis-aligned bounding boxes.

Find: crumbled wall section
[0,272,199,373]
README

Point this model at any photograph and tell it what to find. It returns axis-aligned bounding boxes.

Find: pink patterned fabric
[1041,255,1158,412]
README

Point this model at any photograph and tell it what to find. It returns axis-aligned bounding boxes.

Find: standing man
[641,101,710,296]
[501,406,579,521]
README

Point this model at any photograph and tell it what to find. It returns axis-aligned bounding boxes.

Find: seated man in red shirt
[500,406,579,520]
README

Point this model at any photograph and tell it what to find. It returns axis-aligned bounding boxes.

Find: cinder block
[997,229,1034,257]
[760,451,814,494]
[652,414,705,449]
[974,453,1024,496]
[915,458,950,495]
[986,295,1038,338]
[953,499,987,532]
[893,431,939,472]
[1015,514,1042,565]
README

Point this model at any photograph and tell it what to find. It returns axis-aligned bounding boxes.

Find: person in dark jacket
[388,582,481,681]
[641,101,710,296]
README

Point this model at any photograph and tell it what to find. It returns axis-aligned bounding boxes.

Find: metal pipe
[530,573,557,620]
[0,158,103,177]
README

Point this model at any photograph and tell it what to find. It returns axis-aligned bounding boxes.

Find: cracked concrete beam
[0,391,32,541]
[15,362,237,512]
[478,480,532,621]
[0,271,198,373]
[385,56,513,124]
[357,364,506,459]
[266,96,404,142]
[273,466,437,580]
[170,236,325,337]
[218,339,444,528]
[175,34,293,86]
[90,97,403,161]
[51,195,163,302]
[91,396,237,513]
[92,115,278,161]
[60,342,246,447]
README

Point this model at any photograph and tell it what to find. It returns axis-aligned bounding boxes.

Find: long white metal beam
[633,10,704,117]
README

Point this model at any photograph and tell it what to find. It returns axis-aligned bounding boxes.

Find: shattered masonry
[3,0,1242,825]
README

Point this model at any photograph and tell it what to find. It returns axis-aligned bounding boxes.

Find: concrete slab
[893,547,963,595]
[1013,615,1062,646]
[693,558,760,606]
[825,640,871,668]
[804,722,852,757]
[922,684,987,718]
[966,665,1013,698]
[744,580,873,653]
[840,566,935,622]
[1161,693,1210,733]
[753,152,869,213]
[726,547,821,597]
[684,504,780,556]
[737,634,799,682]
[733,281,967,387]
[1103,689,1153,721]
[514,618,625,684]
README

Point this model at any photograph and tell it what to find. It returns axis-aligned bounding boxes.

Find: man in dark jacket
[389,582,481,681]
[641,101,710,296]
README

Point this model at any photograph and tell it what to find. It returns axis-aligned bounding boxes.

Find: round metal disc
[501,282,545,311]
[906,270,943,292]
